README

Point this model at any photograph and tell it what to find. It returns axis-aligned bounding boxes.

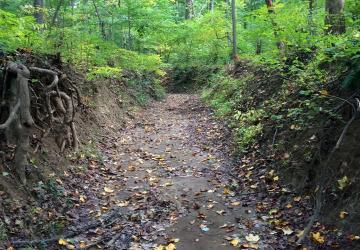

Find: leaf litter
[3,94,360,249]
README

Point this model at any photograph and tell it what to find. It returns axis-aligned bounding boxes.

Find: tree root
[0,60,81,184]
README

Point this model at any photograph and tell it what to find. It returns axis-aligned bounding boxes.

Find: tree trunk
[264,0,286,58]
[231,0,238,60]
[92,0,107,40]
[225,0,232,47]
[209,0,214,13]
[33,0,44,24]
[308,0,316,35]
[185,0,194,19]
[51,0,64,26]
[256,39,262,54]
[325,0,345,34]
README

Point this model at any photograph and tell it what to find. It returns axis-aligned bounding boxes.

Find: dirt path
[60,94,274,249]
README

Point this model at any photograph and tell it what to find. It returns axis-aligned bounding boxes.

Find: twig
[272,128,278,146]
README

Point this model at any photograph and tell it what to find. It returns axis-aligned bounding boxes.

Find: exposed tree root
[0,60,81,184]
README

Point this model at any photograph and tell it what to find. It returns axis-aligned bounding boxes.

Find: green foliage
[0,9,41,51]
[87,66,122,81]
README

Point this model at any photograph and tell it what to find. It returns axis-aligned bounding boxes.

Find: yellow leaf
[311,232,325,244]
[285,203,292,209]
[241,243,258,249]
[79,195,86,203]
[170,238,180,243]
[154,245,165,250]
[79,241,87,248]
[339,211,348,219]
[104,187,114,193]
[245,234,260,243]
[165,243,176,250]
[128,165,136,171]
[59,238,68,246]
[223,187,230,194]
[273,176,279,181]
[293,196,301,202]
[230,238,240,247]
[337,176,348,190]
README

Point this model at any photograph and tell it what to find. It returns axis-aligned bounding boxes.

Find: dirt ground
[55,94,272,249]
[6,94,360,250]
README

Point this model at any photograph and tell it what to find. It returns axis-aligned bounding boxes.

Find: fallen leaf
[154,245,164,250]
[293,196,301,202]
[282,227,294,235]
[241,243,258,249]
[311,232,325,244]
[79,241,87,248]
[165,243,176,250]
[79,195,86,203]
[128,165,136,171]
[245,234,260,243]
[117,201,129,207]
[104,187,114,193]
[207,204,214,209]
[231,201,241,206]
[223,187,230,194]
[339,211,348,219]
[59,239,68,246]
[348,235,360,241]
[216,210,225,215]
[67,244,75,250]
[230,238,240,247]
[337,176,348,190]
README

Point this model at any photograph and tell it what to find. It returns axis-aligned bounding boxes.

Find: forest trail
[66,94,272,249]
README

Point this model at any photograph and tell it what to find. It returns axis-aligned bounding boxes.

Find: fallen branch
[9,208,125,247]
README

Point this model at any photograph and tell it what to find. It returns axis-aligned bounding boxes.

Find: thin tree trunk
[325,0,345,34]
[92,0,107,40]
[231,0,238,60]
[265,0,286,57]
[127,5,132,50]
[185,0,194,19]
[51,0,64,26]
[33,0,44,24]
[225,0,232,47]
[308,0,316,35]
[209,0,214,13]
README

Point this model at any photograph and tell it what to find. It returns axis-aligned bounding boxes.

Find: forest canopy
[0,0,358,72]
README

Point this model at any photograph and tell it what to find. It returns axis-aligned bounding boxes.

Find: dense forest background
[1,0,358,70]
[1,0,360,249]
